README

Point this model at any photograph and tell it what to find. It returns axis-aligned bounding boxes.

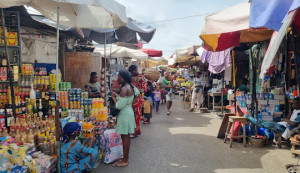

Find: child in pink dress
[154,85,162,114]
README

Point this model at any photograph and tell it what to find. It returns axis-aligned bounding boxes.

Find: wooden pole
[292,28,300,96]
[232,50,236,113]
[1,9,16,117]
[221,71,224,115]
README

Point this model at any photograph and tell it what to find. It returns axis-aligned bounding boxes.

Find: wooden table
[183,86,191,109]
[208,92,223,113]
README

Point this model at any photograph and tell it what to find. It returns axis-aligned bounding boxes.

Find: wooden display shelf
[0,81,18,83]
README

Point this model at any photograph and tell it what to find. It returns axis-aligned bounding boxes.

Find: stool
[274,133,282,148]
[290,137,300,158]
[224,116,248,148]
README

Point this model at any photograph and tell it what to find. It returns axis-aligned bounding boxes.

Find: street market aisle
[95,96,294,173]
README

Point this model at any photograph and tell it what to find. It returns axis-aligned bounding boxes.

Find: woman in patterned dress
[129,65,147,138]
[60,122,99,173]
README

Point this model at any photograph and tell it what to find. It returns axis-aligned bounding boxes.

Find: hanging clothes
[224,66,232,82]
[200,48,231,74]
[208,49,231,74]
[200,49,212,64]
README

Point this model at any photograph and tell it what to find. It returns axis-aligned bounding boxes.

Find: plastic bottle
[50,140,55,155]
[92,99,96,109]
[100,98,104,108]
[27,129,35,144]
[43,141,50,155]
[21,129,27,144]
[30,84,36,103]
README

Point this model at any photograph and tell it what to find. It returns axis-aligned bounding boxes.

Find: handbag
[109,96,120,117]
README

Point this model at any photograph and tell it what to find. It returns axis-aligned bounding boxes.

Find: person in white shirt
[190,71,204,112]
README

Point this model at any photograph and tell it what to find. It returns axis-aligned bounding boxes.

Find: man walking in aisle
[162,71,174,115]
[190,71,204,112]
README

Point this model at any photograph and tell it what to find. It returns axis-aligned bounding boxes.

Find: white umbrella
[0,0,127,28]
[1,0,127,91]
[94,46,148,61]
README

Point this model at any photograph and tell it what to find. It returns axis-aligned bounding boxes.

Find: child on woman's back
[154,85,162,114]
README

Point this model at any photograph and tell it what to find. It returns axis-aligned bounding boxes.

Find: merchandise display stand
[183,86,191,109]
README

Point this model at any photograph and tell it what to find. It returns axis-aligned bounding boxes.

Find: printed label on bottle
[41,92,45,99]
[0,117,5,128]
[21,107,26,113]
[7,116,12,127]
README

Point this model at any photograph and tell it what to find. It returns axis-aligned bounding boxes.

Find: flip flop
[130,134,138,139]
[112,160,129,167]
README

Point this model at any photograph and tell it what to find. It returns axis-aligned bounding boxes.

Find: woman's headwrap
[62,122,81,143]
[119,70,132,87]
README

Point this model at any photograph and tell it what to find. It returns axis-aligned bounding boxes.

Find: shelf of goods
[0,11,21,87]
[0,62,111,172]
[0,11,113,171]
[236,89,284,122]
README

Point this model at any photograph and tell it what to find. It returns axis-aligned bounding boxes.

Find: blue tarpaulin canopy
[249,0,300,31]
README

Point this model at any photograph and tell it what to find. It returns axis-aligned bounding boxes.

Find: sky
[115,0,246,58]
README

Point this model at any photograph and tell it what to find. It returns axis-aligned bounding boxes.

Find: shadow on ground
[94,96,291,173]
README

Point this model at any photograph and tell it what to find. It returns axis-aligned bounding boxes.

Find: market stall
[94,46,148,99]
[0,0,130,171]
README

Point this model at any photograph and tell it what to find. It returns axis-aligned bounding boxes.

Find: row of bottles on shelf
[0,49,19,66]
[0,113,57,155]
[0,63,60,85]
[0,49,19,81]
[0,113,55,141]
[0,83,57,115]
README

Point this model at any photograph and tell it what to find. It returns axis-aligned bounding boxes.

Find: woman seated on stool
[61,122,99,173]
[237,98,300,139]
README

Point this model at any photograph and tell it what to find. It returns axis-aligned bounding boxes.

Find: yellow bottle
[15,129,21,143]
[27,129,35,144]
[100,98,104,108]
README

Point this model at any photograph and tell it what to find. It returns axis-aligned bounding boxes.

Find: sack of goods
[104,129,123,164]
[144,71,160,80]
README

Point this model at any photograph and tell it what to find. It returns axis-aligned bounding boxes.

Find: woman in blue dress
[60,122,99,173]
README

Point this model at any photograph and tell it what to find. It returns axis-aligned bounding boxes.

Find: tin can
[71,110,76,118]
[66,82,71,90]
[68,89,72,96]
[78,88,82,95]
[88,99,92,106]
[75,110,79,121]
[59,83,63,91]
[77,101,81,109]
[79,109,84,121]
[69,95,73,102]
[70,101,74,109]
